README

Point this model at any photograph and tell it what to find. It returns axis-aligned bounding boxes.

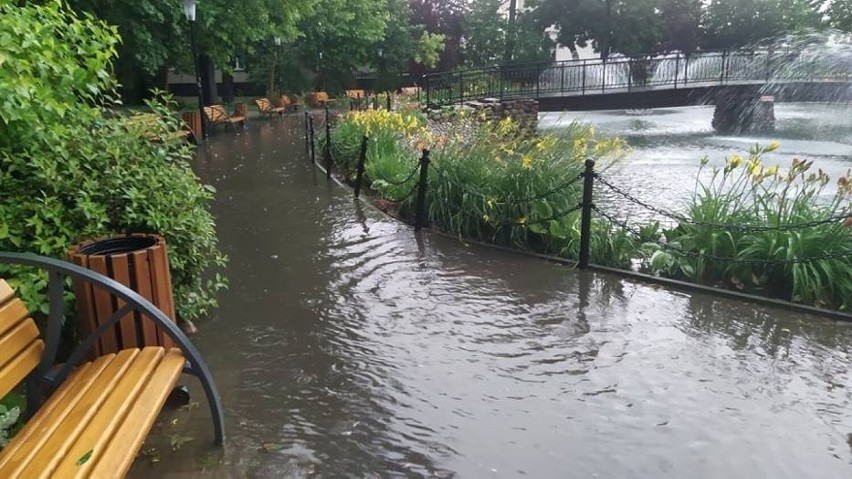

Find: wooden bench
[0,252,224,477]
[345,90,367,111]
[254,97,285,118]
[202,104,247,135]
[126,112,197,144]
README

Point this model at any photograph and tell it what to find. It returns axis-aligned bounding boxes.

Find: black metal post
[386,92,391,111]
[628,60,633,92]
[582,60,587,95]
[578,159,596,269]
[536,70,541,98]
[354,135,369,198]
[324,105,332,179]
[720,51,727,84]
[499,69,504,100]
[601,58,607,93]
[309,116,316,164]
[304,111,310,154]
[765,50,771,82]
[424,75,430,109]
[459,72,464,104]
[188,20,207,138]
[414,149,431,231]
[560,63,565,93]
[674,53,680,88]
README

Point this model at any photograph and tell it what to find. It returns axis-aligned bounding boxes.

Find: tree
[463,0,508,66]
[65,0,317,101]
[660,0,704,54]
[409,0,468,71]
[828,0,852,31]
[537,0,664,60]
[703,0,822,50]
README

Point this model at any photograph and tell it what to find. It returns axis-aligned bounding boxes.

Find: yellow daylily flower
[521,155,533,169]
[765,141,780,152]
[729,155,743,168]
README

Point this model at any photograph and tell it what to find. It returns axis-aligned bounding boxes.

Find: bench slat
[0,356,111,473]
[9,349,139,477]
[0,337,43,402]
[0,296,28,338]
[90,348,186,476]
[0,279,13,304]
[0,320,40,371]
[54,347,164,477]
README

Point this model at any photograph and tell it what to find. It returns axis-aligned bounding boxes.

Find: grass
[643,144,852,310]
[328,108,633,267]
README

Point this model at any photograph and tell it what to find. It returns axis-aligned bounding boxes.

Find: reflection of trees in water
[684,294,852,358]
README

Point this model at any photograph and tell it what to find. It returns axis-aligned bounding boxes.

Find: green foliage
[538,0,665,59]
[828,0,852,32]
[329,108,633,267]
[644,145,852,310]
[463,0,506,66]
[0,405,20,448]
[703,0,824,49]
[0,3,226,321]
[414,31,447,68]
[0,392,24,449]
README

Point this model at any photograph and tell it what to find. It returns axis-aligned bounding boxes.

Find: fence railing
[304,107,851,317]
[421,49,852,108]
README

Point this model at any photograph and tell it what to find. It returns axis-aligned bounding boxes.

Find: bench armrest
[0,252,225,444]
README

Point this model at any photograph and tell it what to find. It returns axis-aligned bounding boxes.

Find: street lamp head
[182,0,198,22]
[377,47,384,58]
[274,37,282,47]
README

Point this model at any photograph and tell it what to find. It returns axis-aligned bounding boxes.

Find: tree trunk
[199,54,218,105]
[222,72,235,104]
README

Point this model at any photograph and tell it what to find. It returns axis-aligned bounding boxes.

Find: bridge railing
[421,48,846,108]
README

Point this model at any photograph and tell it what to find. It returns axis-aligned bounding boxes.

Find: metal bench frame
[0,252,224,445]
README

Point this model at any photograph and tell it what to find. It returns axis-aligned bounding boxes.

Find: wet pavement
[130,116,852,478]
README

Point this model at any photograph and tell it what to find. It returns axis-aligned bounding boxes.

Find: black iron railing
[421,49,852,108]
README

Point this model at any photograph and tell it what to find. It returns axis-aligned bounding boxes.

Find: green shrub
[426,117,630,266]
[645,144,852,310]
[0,2,226,321]
[329,107,633,267]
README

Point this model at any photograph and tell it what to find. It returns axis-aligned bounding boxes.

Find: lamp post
[183,0,206,138]
[271,36,282,99]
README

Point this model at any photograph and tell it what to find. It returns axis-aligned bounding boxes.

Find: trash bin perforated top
[77,236,158,256]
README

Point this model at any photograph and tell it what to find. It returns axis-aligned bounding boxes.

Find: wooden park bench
[126,112,197,144]
[0,252,224,477]
[202,104,247,135]
[345,90,367,111]
[254,97,286,118]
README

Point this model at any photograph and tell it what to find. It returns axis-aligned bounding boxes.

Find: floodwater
[541,102,852,221]
[130,115,852,478]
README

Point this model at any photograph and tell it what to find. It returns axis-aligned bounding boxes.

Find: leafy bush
[645,144,852,310]
[0,2,226,320]
[427,117,630,265]
[0,405,20,448]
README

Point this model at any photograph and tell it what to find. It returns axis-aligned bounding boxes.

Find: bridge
[421,50,852,132]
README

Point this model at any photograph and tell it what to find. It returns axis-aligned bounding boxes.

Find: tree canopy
[44,0,846,100]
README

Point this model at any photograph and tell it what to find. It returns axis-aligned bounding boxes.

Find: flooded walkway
[131,118,852,478]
